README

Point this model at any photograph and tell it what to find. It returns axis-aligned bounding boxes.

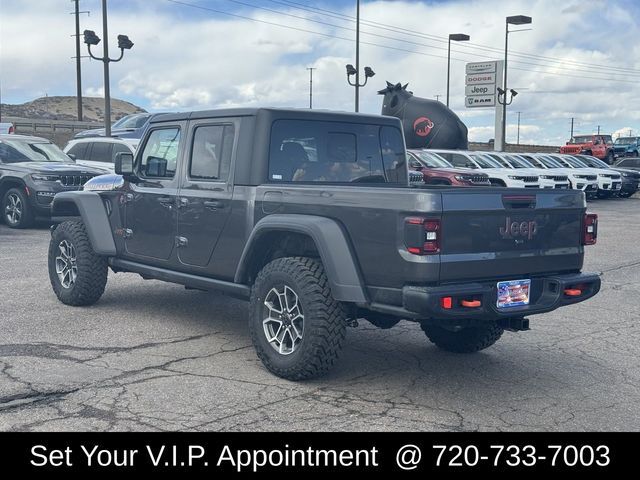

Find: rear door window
[67,142,88,159]
[189,124,235,181]
[111,143,131,164]
[88,142,113,163]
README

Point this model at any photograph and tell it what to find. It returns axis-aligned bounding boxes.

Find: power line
[270,0,640,75]
[165,0,640,84]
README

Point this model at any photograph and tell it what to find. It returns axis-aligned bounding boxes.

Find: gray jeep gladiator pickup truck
[47,108,601,380]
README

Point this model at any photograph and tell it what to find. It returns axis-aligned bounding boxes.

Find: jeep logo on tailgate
[500,217,538,240]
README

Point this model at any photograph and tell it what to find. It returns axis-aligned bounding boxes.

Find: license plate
[497,279,531,308]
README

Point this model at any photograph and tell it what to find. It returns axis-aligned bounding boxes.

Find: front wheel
[249,257,347,380]
[421,322,504,353]
[2,187,34,229]
[48,220,108,306]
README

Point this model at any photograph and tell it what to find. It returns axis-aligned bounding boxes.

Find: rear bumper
[401,272,601,321]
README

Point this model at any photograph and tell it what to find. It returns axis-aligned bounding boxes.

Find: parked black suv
[0,135,103,228]
[48,108,601,380]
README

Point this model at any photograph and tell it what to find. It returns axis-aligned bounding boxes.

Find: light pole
[306,67,315,109]
[498,15,531,151]
[346,65,375,113]
[516,111,521,145]
[345,0,375,112]
[446,33,470,108]
[83,0,133,137]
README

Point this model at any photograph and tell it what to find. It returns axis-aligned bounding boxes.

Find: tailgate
[439,190,585,283]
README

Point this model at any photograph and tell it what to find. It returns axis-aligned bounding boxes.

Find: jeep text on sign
[465,85,494,96]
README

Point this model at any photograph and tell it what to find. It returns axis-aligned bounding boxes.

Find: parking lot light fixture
[83,0,134,137]
[498,14,532,150]
[446,33,470,107]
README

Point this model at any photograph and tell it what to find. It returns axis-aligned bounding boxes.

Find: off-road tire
[249,256,347,380]
[48,220,108,306]
[421,322,504,353]
[2,187,34,229]
[605,150,614,165]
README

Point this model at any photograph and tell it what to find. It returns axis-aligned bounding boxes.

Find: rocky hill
[1,96,146,122]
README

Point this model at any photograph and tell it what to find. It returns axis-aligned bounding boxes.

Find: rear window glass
[269,120,406,184]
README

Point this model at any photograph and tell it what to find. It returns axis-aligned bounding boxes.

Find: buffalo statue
[378,81,468,150]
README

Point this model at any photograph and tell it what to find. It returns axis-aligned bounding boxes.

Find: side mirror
[67,153,76,161]
[115,152,134,176]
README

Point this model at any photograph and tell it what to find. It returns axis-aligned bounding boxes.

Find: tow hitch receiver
[497,317,530,332]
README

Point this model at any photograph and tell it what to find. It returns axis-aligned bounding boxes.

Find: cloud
[2,0,640,145]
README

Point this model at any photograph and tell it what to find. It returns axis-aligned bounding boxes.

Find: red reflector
[583,213,598,245]
[407,247,422,255]
[564,288,582,297]
[461,299,481,308]
[406,217,424,225]
[423,241,440,253]
[424,220,440,231]
[441,297,453,309]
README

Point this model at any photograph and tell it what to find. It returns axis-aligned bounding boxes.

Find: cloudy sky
[1,0,640,145]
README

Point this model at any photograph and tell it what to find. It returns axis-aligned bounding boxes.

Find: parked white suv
[548,154,621,198]
[0,122,15,135]
[64,137,137,173]
[520,153,598,195]
[430,149,540,188]
[482,152,568,189]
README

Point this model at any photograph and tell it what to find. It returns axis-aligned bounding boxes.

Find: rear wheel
[605,150,614,165]
[249,257,347,380]
[2,187,34,229]
[421,322,503,353]
[618,191,635,198]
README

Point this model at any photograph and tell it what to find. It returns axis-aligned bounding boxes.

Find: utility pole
[306,67,315,109]
[630,129,633,137]
[434,94,441,102]
[72,0,85,121]
[597,125,601,135]
[570,117,574,138]
[516,111,521,145]
[355,0,360,112]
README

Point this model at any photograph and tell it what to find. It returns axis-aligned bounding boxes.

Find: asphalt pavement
[0,197,639,431]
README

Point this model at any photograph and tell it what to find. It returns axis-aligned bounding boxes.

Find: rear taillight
[404,217,441,255]
[583,213,598,245]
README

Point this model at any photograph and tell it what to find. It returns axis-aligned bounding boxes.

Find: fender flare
[51,191,116,255]
[235,214,368,303]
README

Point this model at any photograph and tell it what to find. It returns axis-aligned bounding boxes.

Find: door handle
[157,196,174,209]
[203,200,224,210]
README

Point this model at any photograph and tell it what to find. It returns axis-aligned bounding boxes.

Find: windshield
[570,136,592,144]
[0,140,72,163]
[559,155,588,168]
[577,155,608,168]
[412,151,452,168]
[538,155,564,168]
[505,154,533,169]
[615,137,636,146]
[470,154,502,168]
[113,114,150,129]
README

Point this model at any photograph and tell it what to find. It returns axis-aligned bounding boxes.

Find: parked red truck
[560,134,615,164]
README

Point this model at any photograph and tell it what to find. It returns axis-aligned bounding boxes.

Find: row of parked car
[408,149,640,199]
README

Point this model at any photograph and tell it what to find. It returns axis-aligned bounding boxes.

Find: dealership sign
[466,95,496,107]
[465,61,501,109]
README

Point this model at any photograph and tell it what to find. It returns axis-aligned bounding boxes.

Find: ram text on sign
[465,62,497,74]
[466,95,496,108]
[465,73,496,85]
